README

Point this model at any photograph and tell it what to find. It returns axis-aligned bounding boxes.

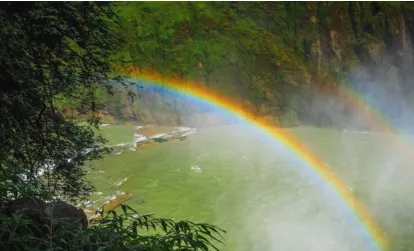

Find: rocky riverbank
[108,124,197,154]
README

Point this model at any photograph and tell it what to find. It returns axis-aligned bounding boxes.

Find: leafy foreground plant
[0,2,225,250]
[0,202,225,251]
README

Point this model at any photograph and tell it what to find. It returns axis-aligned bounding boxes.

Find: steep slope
[75,2,414,130]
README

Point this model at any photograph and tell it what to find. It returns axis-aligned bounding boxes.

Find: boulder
[136,141,159,150]
[48,200,88,229]
[4,197,88,235]
[4,197,49,238]
[5,197,48,226]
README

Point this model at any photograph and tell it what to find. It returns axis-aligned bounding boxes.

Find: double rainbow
[120,69,388,251]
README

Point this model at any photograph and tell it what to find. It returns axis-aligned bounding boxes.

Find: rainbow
[311,72,413,158]
[120,70,388,251]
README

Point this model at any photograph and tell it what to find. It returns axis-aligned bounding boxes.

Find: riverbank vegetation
[0,2,222,250]
[86,2,414,130]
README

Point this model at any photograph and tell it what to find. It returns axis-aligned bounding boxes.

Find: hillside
[62,2,414,130]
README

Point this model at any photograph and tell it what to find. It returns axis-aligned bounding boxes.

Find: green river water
[87,124,414,251]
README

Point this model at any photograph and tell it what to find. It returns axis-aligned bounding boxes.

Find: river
[87,124,414,251]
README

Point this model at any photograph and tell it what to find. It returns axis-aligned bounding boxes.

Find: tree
[0,1,123,203]
[0,2,224,250]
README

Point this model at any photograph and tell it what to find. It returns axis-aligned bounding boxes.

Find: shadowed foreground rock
[4,197,88,235]
[48,200,88,229]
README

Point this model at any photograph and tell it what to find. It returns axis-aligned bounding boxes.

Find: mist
[96,2,414,250]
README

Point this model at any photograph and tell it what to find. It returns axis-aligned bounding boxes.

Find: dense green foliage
[89,2,414,130]
[0,2,223,250]
[0,1,121,202]
[1,203,224,251]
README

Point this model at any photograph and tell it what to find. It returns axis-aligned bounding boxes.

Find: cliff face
[307,2,414,129]
[100,2,414,130]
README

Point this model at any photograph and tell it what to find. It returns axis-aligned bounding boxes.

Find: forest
[77,1,414,131]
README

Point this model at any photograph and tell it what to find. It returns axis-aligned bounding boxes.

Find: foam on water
[150,133,168,138]
[134,133,147,143]
[342,129,382,135]
[91,125,412,250]
[113,150,123,155]
[190,165,203,173]
[114,177,128,186]
[177,127,194,132]
[181,130,196,136]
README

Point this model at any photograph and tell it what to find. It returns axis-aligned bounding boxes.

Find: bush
[0,202,225,251]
